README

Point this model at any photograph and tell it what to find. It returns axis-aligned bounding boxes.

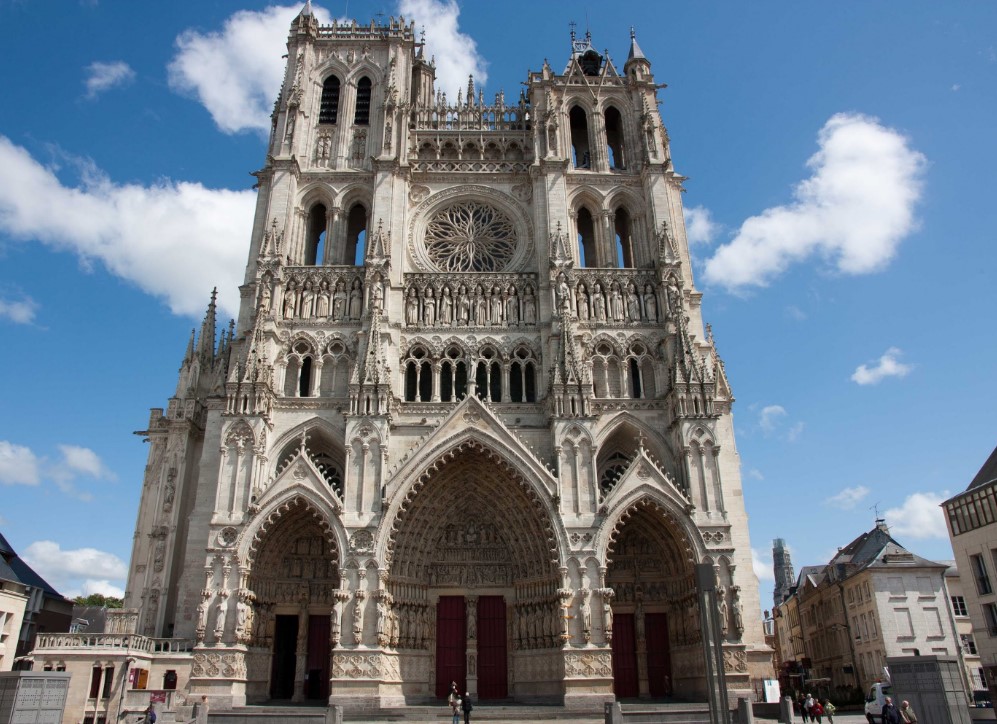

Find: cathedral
[30,7,772,717]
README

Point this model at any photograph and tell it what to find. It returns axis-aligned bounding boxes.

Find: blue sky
[1,1,995,613]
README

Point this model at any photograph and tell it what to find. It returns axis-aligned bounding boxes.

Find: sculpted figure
[557,277,571,315]
[283,283,297,319]
[348,279,363,319]
[523,287,537,324]
[299,284,314,319]
[440,286,453,324]
[626,282,641,321]
[473,285,486,325]
[644,284,658,321]
[576,284,590,320]
[370,277,383,311]
[610,283,625,322]
[259,284,272,315]
[316,281,330,318]
[489,285,503,325]
[592,283,607,321]
[456,285,470,324]
[332,281,347,320]
[405,287,419,325]
[423,287,437,326]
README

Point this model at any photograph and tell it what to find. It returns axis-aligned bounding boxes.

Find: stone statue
[523,287,537,324]
[316,282,330,318]
[300,285,314,319]
[405,288,419,325]
[283,284,297,319]
[732,585,744,635]
[489,285,503,325]
[610,283,625,322]
[332,281,347,320]
[259,284,272,315]
[626,283,641,321]
[348,280,363,319]
[576,284,590,321]
[592,283,606,321]
[506,286,519,325]
[644,284,658,321]
[473,285,486,324]
[423,287,437,326]
[440,286,453,324]
[456,285,470,324]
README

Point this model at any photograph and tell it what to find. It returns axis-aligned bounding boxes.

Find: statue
[523,287,537,324]
[423,287,437,325]
[316,281,330,318]
[576,284,590,321]
[610,283,625,322]
[348,279,363,319]
[626,283,641,321]
[440,286,453,324]
[644,284,658,321]
[332,281,347,320]
[592,283,606,321]
[456,285,470,324]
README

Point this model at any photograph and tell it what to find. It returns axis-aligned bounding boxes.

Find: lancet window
[403,345,433,402]
[305,203,328,265]
[604,106,626,170]
[577,207,597,267]
[474,346,502,403]
[591,340,657,400]
[569,106,591,169]
[400,342,540,405]
[345,203,367,265]
[509,346,537,403]
[440,346,468,402]
[354,76,372,125]
[614,207,635,268]
[319,76,341,125]
[318,340,351,398]
[284,340,316,397]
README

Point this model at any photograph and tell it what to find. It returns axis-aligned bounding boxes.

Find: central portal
[435,595,508,700]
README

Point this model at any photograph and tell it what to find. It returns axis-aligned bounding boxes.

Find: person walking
[882,696,902,724]
[811,699,824,724]
[899,700,917,724]
[144,705,157,724]
[461,691,474,724]
[804,693,814,723]
[824,699,836,724]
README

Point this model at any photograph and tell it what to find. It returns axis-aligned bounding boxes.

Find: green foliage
[73,593,124,608]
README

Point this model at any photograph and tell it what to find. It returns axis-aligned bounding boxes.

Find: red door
[435,596,467,698]
[306,614,330,700]
[612,613,638,698]
[477,596,508,699]
[646,613,672,698]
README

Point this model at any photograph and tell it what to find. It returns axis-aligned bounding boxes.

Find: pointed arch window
[404,346,431,402]
[614,207,635,268]
[305,203,327,265]
[569,106,591,169]
[319,76,341,124]
[346,203,367,265]
[604,106,626,170]
[354,76,372,125]
[440,346,467,402]
[577,207,597,268]
[509,347,537,403]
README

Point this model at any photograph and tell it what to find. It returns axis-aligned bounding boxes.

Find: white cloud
[56,445,116,481]
[84,61,135,99]
[747,468,764,481]
[758,405,787,434]
[401,0,487,99]
[703,113,926,290]
[75,580,126,599]
[0,295,38,324]
[22,541,128,597]
[884,492,949,540]
[787,421,805,442]
[168,2,485,135]
[683,205,719,245]
[851,347,913,385]
[825,485,870,510]
[753,548,774,581]
[951,84,961,92]
[0,441,40,486]
[785,305,806,321]
[0,136,253,318]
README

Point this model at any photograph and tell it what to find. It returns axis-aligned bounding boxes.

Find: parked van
[864,682,894,723]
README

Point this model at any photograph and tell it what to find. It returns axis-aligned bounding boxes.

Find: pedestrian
[824,700,836,724]
[804,693,814,723]
[811,699,824,724]
[899,700,917,724]
[448,682,460,724]
[144,705,157,724]
[461,691,474,724]
[882,696,902,724]
[451,695,461,724]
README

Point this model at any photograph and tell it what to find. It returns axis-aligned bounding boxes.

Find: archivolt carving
[244,495,341,569]
[601,497,699,567]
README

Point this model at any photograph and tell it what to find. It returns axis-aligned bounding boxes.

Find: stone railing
[410,104,531,132]
[402,273,540,329]
[411,159,531,174]
[34,633,194,655]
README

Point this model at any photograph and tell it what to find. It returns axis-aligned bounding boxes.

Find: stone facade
[31,9,772,717]
[944,444,997,703]
[773,523,970,700]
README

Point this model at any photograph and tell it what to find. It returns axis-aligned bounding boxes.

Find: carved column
[292,587,308,701]
[466,595,478,697]
[311,359,323,397]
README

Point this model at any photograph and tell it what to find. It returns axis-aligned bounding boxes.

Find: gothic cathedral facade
[109,9,770,712]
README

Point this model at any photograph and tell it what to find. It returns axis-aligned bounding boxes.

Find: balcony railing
[34,633,193,654]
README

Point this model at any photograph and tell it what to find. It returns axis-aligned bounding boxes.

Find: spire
[627,27,647,63]
[197,288,218,360]
[300,0,312,17]
[183,329,196,364]
[466,75,475,106]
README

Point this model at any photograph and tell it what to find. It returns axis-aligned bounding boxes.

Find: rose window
[424,201,516,272]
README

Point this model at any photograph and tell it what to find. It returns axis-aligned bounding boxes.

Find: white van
[864,682,894,723]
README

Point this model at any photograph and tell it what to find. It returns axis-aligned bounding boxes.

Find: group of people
[448,681,474,724]
[881,696,918,724]
[798,693,835,723]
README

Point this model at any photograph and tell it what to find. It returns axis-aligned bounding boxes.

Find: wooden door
[611,613,638,698]
[435,596,467,698]
[646,613,672,698]
[477,596,508,699]
[306,614,330,700]
[270,614,298,700]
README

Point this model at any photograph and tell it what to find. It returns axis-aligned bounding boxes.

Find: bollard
[780,696,794,724]
[738,698,754,724]
[604,700,623,724]
[324,706,343,724]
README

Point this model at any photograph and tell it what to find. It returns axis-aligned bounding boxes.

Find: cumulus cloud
[884,491,949,540]
[747,468,764,481]
[56,445,116,481]
[75,580,126,599]
[703,113,926,290]
[168,2,484,135]
[0,136,253,318]
[758,405,787,434]
[0,295,38,324]
[0,441,41,486]
[825,485,870,510]
[851,347,913,385]
[399,0,487,99]
[684,205,719,245]
[22,541,127,597]
[753,548,774,581]
[84,61,135,99]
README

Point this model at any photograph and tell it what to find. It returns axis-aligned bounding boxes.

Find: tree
[73,593,124,608]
